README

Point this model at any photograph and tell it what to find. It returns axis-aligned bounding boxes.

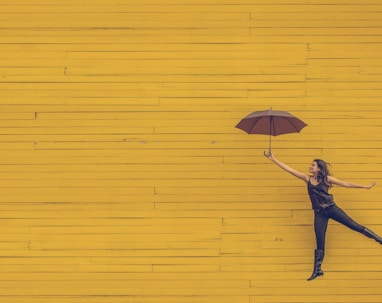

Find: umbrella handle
[264,149,272,158]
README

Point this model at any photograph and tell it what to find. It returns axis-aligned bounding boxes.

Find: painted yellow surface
[0,1,382,302]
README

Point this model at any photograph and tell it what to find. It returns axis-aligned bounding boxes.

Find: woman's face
[309,161,320,174]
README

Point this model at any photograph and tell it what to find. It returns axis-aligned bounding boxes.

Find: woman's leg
[307,211,329,281]
[326,205,365,233]
[326,205,382,244]
[314,211,330,250]
[363,228,382,244]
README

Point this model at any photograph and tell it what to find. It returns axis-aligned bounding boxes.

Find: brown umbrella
[235,109,307,151]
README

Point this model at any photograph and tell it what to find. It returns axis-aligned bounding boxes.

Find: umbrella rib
[280,116,303,134]
[248,117,264,134]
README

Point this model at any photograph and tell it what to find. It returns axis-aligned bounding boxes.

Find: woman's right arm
[264,151,310,183]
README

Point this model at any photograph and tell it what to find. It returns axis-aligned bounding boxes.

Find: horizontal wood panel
[1,1,382,303]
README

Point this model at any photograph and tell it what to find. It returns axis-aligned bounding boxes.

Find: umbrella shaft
[269,135,272,152]
[269,116,272,152]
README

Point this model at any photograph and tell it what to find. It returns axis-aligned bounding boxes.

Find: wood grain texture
[0,1,382,303]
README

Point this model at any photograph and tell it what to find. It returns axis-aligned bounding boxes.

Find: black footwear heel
[307,249,324,281]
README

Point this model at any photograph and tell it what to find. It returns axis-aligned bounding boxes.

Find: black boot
[363,228,382,244]
[307,249,324,281]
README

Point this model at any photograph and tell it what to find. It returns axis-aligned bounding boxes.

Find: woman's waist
[313,203,335,213]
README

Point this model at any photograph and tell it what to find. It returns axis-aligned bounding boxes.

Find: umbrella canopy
[235,109,307,150]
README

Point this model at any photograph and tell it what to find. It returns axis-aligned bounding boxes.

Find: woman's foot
[307,249,325,281]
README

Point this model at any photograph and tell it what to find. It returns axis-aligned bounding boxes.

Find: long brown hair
[314,159,332,187]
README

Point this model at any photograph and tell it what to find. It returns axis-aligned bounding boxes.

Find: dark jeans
[314,205,366,250]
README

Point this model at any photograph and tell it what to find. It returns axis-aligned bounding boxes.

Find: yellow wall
[1,0,382,302]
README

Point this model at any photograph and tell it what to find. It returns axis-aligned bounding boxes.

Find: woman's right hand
[264,150,274,160]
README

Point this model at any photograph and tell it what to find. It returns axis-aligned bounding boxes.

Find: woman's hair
[314,159,332,187]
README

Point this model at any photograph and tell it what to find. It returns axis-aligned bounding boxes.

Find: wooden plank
[1,3,382,13]
[1,1,382,303]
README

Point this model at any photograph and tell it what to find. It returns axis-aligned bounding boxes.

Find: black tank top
[307,178,335,211]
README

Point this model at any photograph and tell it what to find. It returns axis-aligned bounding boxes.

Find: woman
[264,151,381,281]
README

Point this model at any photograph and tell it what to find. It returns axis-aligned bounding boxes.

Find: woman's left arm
[328,176,376,189]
